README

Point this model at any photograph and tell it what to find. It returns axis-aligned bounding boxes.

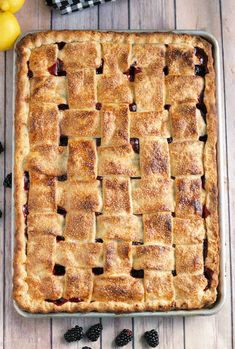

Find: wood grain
[3,1,51,349]
[98,0,128,29]
[52,5,98,29]
[0,51,5,349]
[220,0,235,347]
[129,0,175,30]
[0,0,233,348]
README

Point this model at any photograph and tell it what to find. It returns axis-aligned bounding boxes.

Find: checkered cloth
[46,0,116,15]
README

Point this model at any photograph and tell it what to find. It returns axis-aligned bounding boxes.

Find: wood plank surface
[0,0,234,348]
[3,1,51,349]
[130,0,175,29]
[220,0,235,347]
[0,51,5,349]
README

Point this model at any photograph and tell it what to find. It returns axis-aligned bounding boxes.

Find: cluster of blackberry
[64,323,103,347]
[64,323,159,347]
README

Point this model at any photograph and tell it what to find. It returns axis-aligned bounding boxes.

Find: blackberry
[82,347,91,349]
[86,323,103,342]
[58,104,69,110]
[64,325,83,343]
[144,329,159,347]
[115,329,133,347]
[57,174,67,181]
[3,173,12,188]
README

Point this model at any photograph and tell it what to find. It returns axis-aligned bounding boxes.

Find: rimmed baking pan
[12,30,226,317]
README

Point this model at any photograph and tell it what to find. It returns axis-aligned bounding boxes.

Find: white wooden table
[0,0,234,348]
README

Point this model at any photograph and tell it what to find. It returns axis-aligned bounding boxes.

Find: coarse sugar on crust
[14,31,219,313]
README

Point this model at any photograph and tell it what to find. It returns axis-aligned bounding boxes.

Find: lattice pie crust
[13,31,219,313]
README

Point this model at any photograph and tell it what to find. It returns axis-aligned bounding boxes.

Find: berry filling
[48,59,66,76]
[57,174,67,181]
[95,238,103,243]
[57,206,67,217]
[69,297,83,302]
[203,238,208,260]
[59,135,68,146]
[58,104,69,110]
[163,66,169,75]
[96,176,103,182]
[167,137,173,144]
[46,298,68,306]
[96,59,104,74]
[201,175,206,190]
[198,89,206,105]
[199,135,208,142]
[197,89,207,121]
[124,63,142,82]
[22,204,29,218]
[95,212,102,216]
[196,98,207,123]
[129,103,137,112]
[27,61,33,79]
[24,171,30,191]
[132,241,144,245]
[130,138,139,154]
[92,267,104,275]
[195,65,208,77]
[56,236,65,242]
[56,41,66,50]
[202,205,210,219]
[95,102,102,110]
[96,138,101,147]
[164,104,171,110]
[53,264,66,276]
[195,47,208,77]
[172,270,177,276]
[204,267,214,290]
[131,269,144,278]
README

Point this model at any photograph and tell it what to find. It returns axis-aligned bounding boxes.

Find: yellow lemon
[0,11,21,51]
[0,0,25,13]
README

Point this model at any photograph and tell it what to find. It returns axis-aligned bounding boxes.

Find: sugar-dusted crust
[14,31,219,313]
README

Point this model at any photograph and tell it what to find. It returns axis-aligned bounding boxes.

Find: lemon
[0,0,25,13]
[0,11,21,51]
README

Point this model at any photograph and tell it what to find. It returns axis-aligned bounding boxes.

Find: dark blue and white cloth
[46,0,116,15]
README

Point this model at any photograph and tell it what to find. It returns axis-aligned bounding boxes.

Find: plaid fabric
[46,0,116,15]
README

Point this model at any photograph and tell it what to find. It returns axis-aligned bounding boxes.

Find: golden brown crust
[14,30,219,314]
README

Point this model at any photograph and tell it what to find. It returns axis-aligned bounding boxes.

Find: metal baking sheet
[12,29,225,318]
